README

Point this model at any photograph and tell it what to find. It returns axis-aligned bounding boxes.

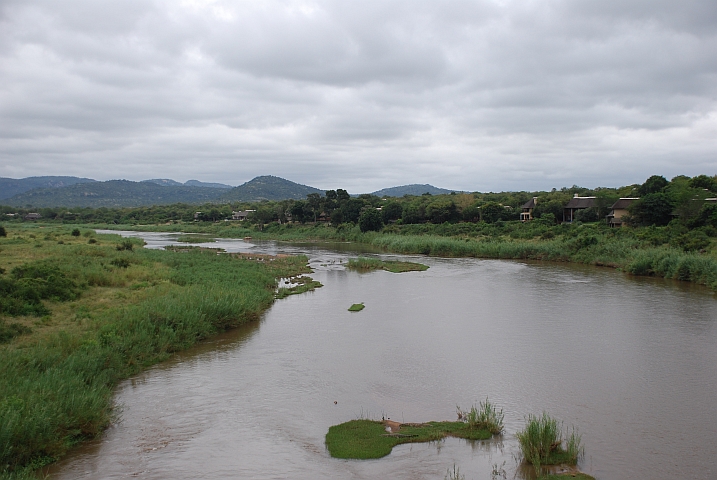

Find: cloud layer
[1,0,716,192]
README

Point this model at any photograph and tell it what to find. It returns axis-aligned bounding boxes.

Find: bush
[0,320,32,343]
[0,226,6,237]
[71,228,80,237]
[671,230,711,252]
[116,239,134,251]
[110,258,131,269]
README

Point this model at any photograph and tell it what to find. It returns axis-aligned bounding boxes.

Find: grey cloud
[1,0,715,192]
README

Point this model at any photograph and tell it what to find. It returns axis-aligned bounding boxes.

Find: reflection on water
[46,232,717,479]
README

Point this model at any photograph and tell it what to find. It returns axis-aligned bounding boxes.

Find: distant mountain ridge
[2,175,325,207]
[2,175,459,208]
[371,184,459,197]
[4,180,226,208]
[0,176,96,200]
[143,179,233,189]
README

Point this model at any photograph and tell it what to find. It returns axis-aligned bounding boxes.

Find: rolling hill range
[0,176,96,200]
[4,180,226,208]
[2,176,325,208]
[2,175,458,208]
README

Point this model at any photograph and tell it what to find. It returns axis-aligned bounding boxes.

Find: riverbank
[85,221,717,292]
[0,225,313,478]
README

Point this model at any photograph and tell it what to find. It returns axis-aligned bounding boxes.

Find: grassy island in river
[346,256,429,273]
[325,419,494,459]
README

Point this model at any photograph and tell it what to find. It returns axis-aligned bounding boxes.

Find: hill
[371,184,459,197]
[218,176,324,202]
[184,180,233,189]
[0,176,96,200]
[142,179,184,187]
[4,180,226,208]
[144,179,233,189]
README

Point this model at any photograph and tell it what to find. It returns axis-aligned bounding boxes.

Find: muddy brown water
[46,232,717,479]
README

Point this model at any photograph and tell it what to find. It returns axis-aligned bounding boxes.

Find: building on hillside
[563,195,597,223]
[520,197,538,221]
[606,198,639,227]
[24,213,41,220]
[231,210,255,221]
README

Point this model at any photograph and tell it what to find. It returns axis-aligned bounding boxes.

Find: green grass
[516,413,584,476]
[457,398,504,435]
[275,280,323,299]
[347,257,429,273]
[539,474,595,480]
[348,303,365,311]
[0,225,313,477]
[325,419,494,459]
[176,234,215,243]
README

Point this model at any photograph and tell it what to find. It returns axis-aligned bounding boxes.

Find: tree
[629,193,674,226]
[425,198,458,224]
[358,208,383,232]
[290,201,307,223]
[339,198,365,223]
[382,202,402,223]
[401,202,425,224]
[462,204,481,222]
[637,175,668,196]
[689,174,717,193]
[336,189,350,203]
[306,193,322,222]
[480,202,504,223]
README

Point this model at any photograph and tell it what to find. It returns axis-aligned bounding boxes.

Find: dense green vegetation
[347,303,365,311]
[0,225,312,478]
[346,257,429,273]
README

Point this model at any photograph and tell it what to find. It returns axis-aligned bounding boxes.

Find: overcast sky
[1,0,716,193]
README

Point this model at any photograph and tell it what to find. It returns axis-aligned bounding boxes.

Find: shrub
[0,225,6,237]
[71,228,80,237]
[0,320,32,343]
[116,239,134,251]
[110,258,131,269]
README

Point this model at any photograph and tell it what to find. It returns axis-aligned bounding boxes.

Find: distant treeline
[2,174,716,232]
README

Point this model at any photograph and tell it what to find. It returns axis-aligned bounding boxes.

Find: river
[46,231,717,479]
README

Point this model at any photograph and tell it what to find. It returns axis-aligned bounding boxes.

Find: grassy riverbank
[0,225,312,478]
[88,221,717,292]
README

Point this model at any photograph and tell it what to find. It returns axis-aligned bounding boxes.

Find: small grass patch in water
[176,235,215,243]
[516,412,584,476]
[275,278,322,299]
[325,419,493,459]
[348,303,365,312]
[540,474,595,480]
[347,257,428,273]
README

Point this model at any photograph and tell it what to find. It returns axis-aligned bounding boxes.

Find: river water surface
[46,232,717,479]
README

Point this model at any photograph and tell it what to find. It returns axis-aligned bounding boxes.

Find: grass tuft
[348,303,365,312]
